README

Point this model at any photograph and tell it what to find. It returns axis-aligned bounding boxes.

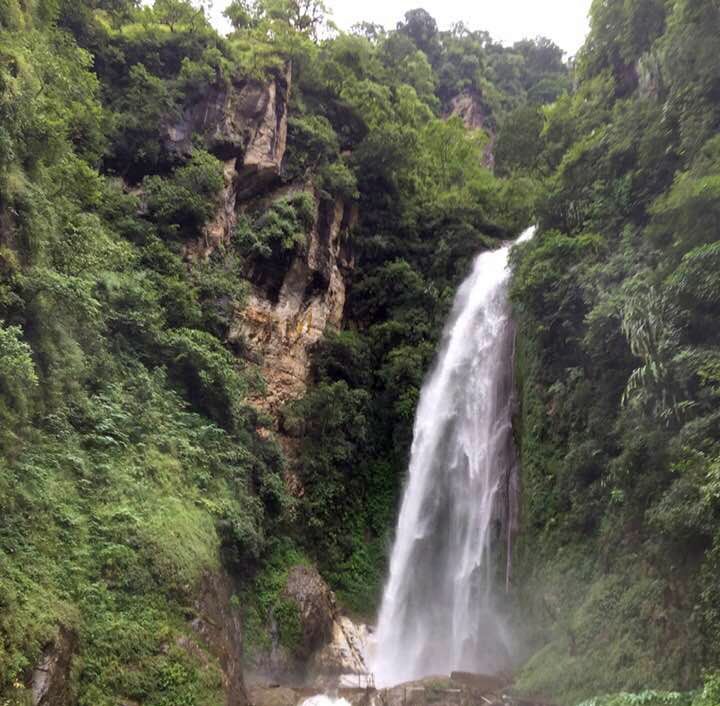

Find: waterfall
[371,228,535,687]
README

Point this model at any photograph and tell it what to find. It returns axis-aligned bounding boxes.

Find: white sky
[207,0,593,56]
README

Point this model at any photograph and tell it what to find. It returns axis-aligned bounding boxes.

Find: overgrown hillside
[6,0,719,705]
[0,0,565,703]
[505,0,720,704]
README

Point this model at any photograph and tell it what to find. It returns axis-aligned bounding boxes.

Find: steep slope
[0,4,293,704]
[505,1,720,704]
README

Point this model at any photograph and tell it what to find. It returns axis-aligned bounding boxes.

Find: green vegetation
[503,0,720,703]
[4,0,720,703]
[278,8,565,614]
[235,192,316,259]
[241,541,309,661]
[574,675,720,706]
[0,1,288,703]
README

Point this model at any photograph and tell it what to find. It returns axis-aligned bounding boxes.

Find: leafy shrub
[242,541,311,660]
[0,324,37,415]
[162,327,245,429]
[144,148,224,237]
[575,692,692,706]
[284,114,340,180]
[318,160,359,200]
[235,191,316,259]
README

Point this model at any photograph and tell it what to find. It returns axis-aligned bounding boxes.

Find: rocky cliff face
[31,627,77,706]
[174,64,356,423]
[165,65,290,173]
[173,64,358,694]
[191,571,249,706]
[167,65,291,258]
[637,51,663,100]
[248,563,368,683]
[448,90,488,131]
[230,192,356,420]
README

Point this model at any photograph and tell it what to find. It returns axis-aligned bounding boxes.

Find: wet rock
[449,672,510,692]
[248,684,301,706]
[378,675,517,706]
[248,564,371,684]
[31,626,77,706]
[310,617,369,677]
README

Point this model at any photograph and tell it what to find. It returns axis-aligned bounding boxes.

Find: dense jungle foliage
[503,0,720,704]
[2,0,719,705]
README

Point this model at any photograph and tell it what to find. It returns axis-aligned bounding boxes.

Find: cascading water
[371,228,535,688]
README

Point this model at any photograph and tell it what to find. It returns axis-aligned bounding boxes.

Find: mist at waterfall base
[370,228,535,688]
[300,696,351,706]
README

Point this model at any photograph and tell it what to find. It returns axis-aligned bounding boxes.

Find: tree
[153,0,205,32]
[494,105,545,176]
[397,8,440,63]
[350,21,385,43]
[224,0,254,30]
[233,0,329,38]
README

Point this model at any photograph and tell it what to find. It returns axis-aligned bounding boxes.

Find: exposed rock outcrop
[165,65,290,171]
[186,157,239,259]
[282,565,337,661]
[448,90,488,130]
[191,571,249,706]
[169,65,292,255]
[637,51,663,100]
[247,684,300,706]
[234,70,291,199]
[31,626,77,706]
[170,66,361,692]
[249,564,368,683]
[171,64,356,423]
[447,91,495,170]
[231,192,356,420]
[171,66,356,423]
[310,617,369,677]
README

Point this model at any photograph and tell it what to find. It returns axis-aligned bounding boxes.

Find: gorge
[2,2,720,706]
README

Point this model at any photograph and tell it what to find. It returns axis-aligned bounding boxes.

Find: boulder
[282,565,337,661]
[247,563,371,685]
[31,626,77,706]
[248,685,300,706]
[310,617,369,677]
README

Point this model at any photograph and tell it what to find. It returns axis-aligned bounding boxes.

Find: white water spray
[371,228,535,687]
[299,697,351,706]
